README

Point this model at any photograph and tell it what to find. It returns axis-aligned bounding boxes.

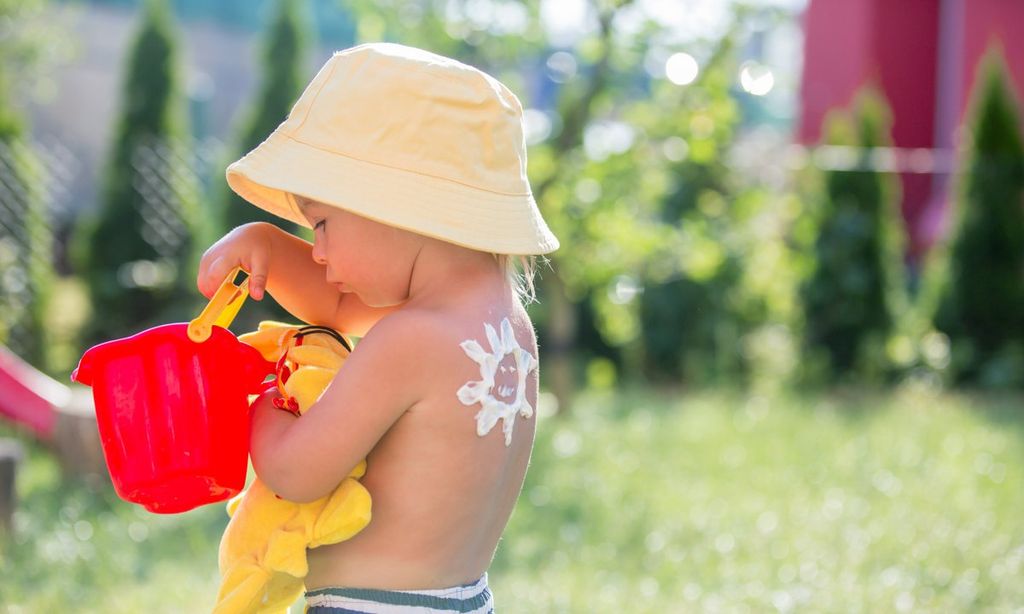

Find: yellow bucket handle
[187,267,250,343]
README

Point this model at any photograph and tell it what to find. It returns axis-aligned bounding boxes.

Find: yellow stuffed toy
[212,322,372,614]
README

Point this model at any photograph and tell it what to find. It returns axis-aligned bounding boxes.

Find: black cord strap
[294,325,353,353]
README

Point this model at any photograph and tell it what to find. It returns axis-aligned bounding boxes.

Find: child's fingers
[196,255,216,298]
[201,255,231,298]
[196,250,211,296]
[248,248,269,301]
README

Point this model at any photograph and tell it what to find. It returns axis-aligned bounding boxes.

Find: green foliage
[0,0,64,96]
[931,49,1024,387]
[340,0,510,63]
[0,64,21,137]
[639,41,746,383]
[628,35,808,388]
[800,87,907,383]
[71,0,201,345]
[0,0,55,369]
[220,0,310,232]
[5,387,1024,611]
[513,10,757,387]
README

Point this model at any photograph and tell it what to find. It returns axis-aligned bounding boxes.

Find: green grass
[2,385,1023,612]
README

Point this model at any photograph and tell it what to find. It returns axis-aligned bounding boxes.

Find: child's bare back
[305,301,538,590]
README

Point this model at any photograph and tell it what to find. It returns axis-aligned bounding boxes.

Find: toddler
[197,43,558,613]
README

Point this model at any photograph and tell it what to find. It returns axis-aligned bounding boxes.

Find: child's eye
[314,220,326,231]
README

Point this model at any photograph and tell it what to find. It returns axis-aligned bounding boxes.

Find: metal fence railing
[0,136,226,361]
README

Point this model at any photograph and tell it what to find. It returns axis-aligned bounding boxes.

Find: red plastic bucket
[72,269,273,513]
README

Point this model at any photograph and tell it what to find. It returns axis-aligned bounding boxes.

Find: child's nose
[311,240,327,265]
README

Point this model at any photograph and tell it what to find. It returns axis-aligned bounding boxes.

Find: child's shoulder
[341,300,538,439]
[356,300,536,367]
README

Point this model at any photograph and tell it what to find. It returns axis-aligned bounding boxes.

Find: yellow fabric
[225,42,559,256]
[213,323,371,614]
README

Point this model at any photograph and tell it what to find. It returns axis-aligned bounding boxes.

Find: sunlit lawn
[1,384,1022,612]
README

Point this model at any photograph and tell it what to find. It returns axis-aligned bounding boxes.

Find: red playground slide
[0,345,65,440]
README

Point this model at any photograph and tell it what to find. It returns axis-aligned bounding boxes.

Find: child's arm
[197,222,398,336]
[248,310,431,502]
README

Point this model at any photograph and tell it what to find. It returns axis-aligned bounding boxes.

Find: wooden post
[0,438,24,537]
[50,386,109,489]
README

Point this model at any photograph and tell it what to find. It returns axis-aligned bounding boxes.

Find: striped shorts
[303,574,493,613]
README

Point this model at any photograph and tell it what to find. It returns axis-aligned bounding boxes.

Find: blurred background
[1,0,1023,611]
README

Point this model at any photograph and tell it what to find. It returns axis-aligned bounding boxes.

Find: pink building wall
[960,0,1024,121]
[797,0,1024,260]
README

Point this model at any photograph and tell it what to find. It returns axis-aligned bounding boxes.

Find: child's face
[297,197,420,307]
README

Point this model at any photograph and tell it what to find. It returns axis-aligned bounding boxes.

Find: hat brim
[225,131,559,256]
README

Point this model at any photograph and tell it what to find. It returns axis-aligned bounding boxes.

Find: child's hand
[198,222,276,301]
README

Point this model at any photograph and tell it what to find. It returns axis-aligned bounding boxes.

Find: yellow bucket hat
[225,42,559,256]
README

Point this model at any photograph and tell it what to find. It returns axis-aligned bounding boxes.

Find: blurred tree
[340,0,486,62]
[0,0,56,369]
[931,49,1024,387]
[215,0,312,331]
[799,87,906,383]
[639,37,746,385]
[220,0,310,232]
[71,0,201,345]
[528,4,630,410]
